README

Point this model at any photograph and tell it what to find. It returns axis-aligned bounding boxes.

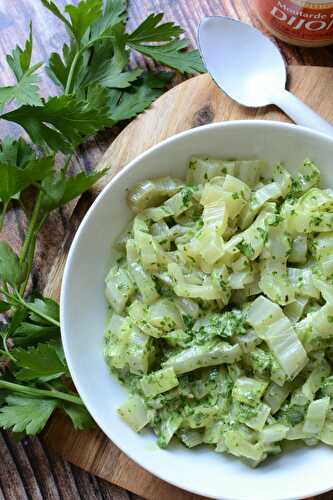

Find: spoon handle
[272,89,333,137]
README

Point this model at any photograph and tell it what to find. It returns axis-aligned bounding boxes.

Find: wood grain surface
[1,1,333,499]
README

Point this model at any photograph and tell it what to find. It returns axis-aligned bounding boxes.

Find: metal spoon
[198,16,333,136]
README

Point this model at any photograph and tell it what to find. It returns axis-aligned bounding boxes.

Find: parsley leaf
[237,240,255,259]
[0,156,54,205]
[127,15,204,74]
[6,307,28,337]
[0,301,11,312]
[13,342,67,381]
[2,95,111,152]
[40,168,108,211]
[47,44,75,89]
[101,0,128,28]
[129,39,204,74]
[82,66,142,90]
[7,22,34,80]
[13,322,60,348]
[65,0,103,43]
[27,297,59,325]
[63,403,95,430]
[0,242,24,287]
[89,0,127,43]
[13,321,60,347]
[128,13,183,43]
[40,0,73,31]
[0,137,35,167]
[109,71,173,122]
[0,23,42,109]
[0,395,57,435]
[0,71,42,110]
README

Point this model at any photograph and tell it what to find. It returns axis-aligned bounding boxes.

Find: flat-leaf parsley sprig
[0,0,204,436]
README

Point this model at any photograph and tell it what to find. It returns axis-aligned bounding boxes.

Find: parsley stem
[19,190,42,263]
[0,201,9,231]
[65,50,82,95]
[19,189,43,295]
[0,380,83,405]
[19,212,48,296]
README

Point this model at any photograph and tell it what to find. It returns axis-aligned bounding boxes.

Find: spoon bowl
[198,16,286,107]
[198,16,333,136]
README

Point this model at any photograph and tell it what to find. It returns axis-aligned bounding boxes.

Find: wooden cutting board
[43,66,333,500]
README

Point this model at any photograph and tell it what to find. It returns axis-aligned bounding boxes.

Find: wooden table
[1,1,333,499]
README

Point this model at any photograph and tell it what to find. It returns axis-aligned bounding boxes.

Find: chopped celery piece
[149,299,183,331]
[104,315,130,369]
[260,424,289,444]
[126,239,159,304]
[287,268,319,299]
[284,297,308,323]
[247,296,308,380]
[157,414,183,448]
[224,430,263,461]
[264,382,290,414]
[178,428,204,448]
[245,402,271,431]
[126,326,151,375]
[264,317,308,379]
[140,367,179,397]
[236,330,262,353]
[246,295,282,335]
[232,377,268,407]
[203,421,224,444]
[128,177,184,212]
[163,342,241,375]
[301,362,330,401]
[186,156,234,184]
[288,235,307,264]
[303,397,329,434]
[118,395,149,432]
[105,266,135,313]
[320,421,333,446]
[285,422,309,441]
[313,303,333,337]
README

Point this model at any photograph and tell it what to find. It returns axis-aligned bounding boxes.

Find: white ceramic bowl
[61,120,333,500]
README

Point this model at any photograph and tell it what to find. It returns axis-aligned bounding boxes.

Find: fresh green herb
[0,396,58,435]
[0,23,42,110]
[12,341,67,381]
[0,0,203,437]
[237,240,255,259]
[256,226,268,242]
[195,310,247,344]
[181,187,196,207]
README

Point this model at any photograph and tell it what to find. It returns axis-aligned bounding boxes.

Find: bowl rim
[60,119,333,500]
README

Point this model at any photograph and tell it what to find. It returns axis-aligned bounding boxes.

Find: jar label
[256,0,333,43]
